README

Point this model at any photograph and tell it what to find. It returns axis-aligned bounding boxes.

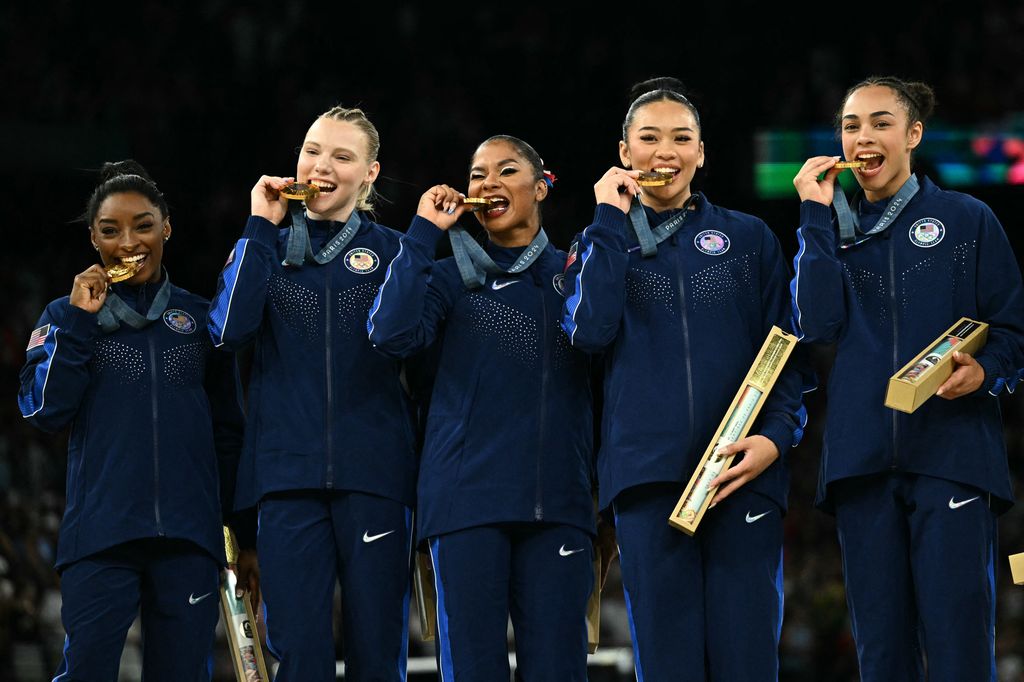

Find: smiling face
[620,99,704,211]
[467,139,548,247]
[90,191,170,284]
[295,117,380,222]
[840,84,923,202]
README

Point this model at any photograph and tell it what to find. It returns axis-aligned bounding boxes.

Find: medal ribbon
[449,226,549,289]
[282,205,362,266]
[96,270,172,333]
[627,194,700,257]
[833,175,919,248]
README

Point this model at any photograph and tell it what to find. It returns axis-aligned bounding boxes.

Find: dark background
[3,2,1024,680]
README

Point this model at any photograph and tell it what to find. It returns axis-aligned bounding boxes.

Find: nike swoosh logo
[745,511,771,524]
[948,496,980,510]
[188,592,213,605]
[363,530,396,543]
[558,544,585,557]
[491,280,519,290]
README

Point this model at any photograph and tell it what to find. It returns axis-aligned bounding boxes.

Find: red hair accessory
[543,170,557,187]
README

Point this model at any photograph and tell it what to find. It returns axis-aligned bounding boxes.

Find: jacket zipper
[535,281,548,521]
[325,272,334,488]
[676,248,695,441]
[149,338,163,534]
[889,236,899,468]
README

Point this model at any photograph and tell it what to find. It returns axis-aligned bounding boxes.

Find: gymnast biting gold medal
[279,182,321,201]
[105,255,145,283]
[637,170,675,187]
[460,197,502,211]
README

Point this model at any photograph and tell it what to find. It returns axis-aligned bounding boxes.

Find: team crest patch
[694,230,730,256]
[909,218,945,248]
[163,309,197,334]
[552,273,567,296]
[26,324,50,351]
[344,248,379,274]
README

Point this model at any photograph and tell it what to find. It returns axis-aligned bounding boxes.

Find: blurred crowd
[3,2,1024,679]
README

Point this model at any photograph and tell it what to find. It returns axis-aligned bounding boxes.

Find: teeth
[857,153,882,160]
[652,167,679,174]
[121,254,146,263]
[309,180,337,192]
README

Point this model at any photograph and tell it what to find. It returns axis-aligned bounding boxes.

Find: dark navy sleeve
[207,216,281,350]
[971,205,1024,396]
[18,300,100,433]
[366,216,458,358]
[560,204,631,352]
[203,344,253,546]
[789,200,846,344]
[754,224,813,454]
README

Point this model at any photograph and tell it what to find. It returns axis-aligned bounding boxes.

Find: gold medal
[833,161,866,169]
[637,170,675,187]
[106,262,139,283]
[461,197,497,212]
[280,182,321,201]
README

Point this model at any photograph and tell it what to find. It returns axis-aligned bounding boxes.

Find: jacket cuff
[799,201,835,233]
[61,305,101,341]
[975,353,1003,396]
[758,418,795,457]
[242,215,282,247]
[405,215,447,248]
[593,203,628,232]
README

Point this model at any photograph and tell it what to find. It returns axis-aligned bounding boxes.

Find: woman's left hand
[936,351,985,399]
[708,435,780,505]
[233,548,261,618]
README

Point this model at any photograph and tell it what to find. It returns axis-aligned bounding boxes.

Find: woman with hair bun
[369,135,596,681]
[208,105,420,681]
[791,76,1024,680]
[18,160,248,680]
[561,77,808,681]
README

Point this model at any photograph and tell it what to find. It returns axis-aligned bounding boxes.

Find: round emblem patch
[552,273,567,297]
[909,218,945,248]
[694,230,730,256]
[344,248,379,274]
[163,309,196,334]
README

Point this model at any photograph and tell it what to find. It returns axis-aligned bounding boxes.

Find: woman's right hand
[69,264,111,313]
[794,157,843,206]
[594,167,641,214]
[416,184,470,231]
[251,175,294,225]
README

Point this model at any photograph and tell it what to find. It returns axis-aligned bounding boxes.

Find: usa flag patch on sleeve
[26,324,50,351]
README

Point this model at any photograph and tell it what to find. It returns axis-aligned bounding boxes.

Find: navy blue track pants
[613,483,784,682]
[53,537,220,682]
[429,523,593,682]
[833,472,997,682]
[258,491,413,682]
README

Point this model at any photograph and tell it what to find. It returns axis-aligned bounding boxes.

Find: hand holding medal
[593,167,642,214]
[793,156,846,206]
[250,175,304,225]
[70,264,112,314]
[416,184,472,230]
